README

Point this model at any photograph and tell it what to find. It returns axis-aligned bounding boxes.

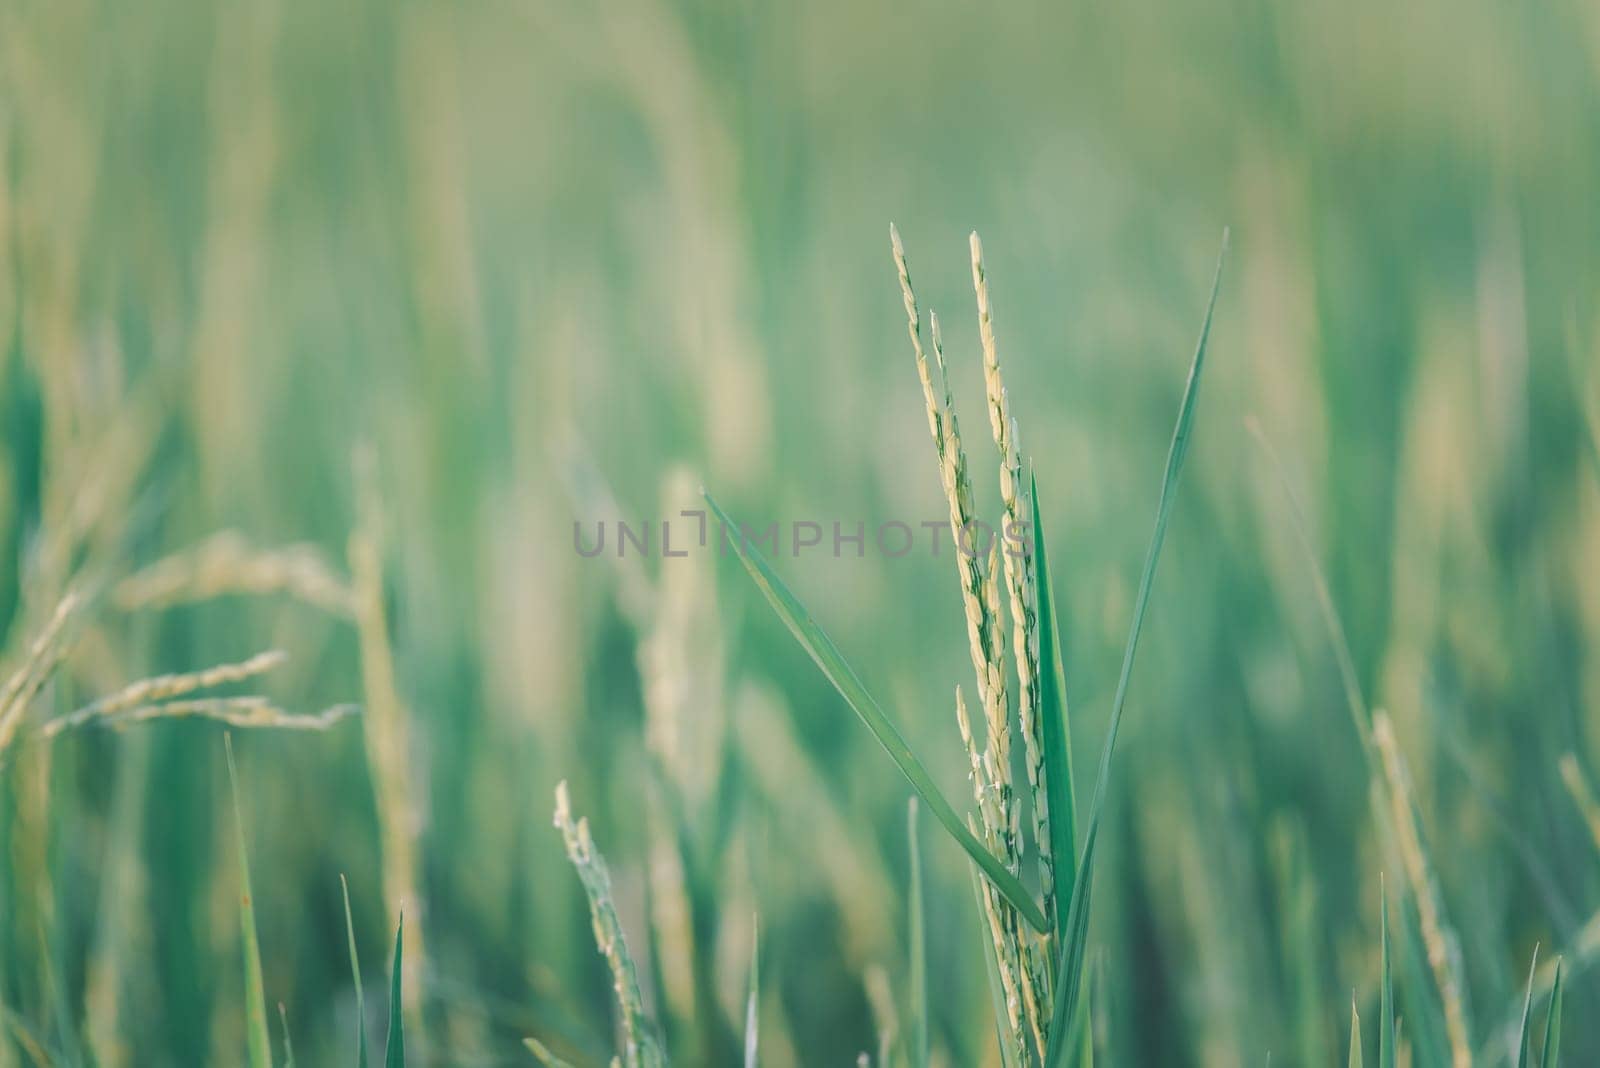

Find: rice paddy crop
[2,0,1599,1063]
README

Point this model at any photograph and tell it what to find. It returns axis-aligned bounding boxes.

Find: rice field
[2,0,1600,1064]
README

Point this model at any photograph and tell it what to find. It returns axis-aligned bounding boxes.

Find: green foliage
[908,799,928,1068]
[225,735,274,1068]
[1032,472,1078,927]
[1542,960,1564,1068]
[2,1,1598,1061]
[385,918,405,1068]
[1380,892,1396,1068]
[343,875,369,1068]
[1515,947,1540,1068]
[1045,233,1227,1067]
[704,490,1047,933]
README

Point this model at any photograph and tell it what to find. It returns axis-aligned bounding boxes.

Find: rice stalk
[895,226,1040,1059]
[957,692,1025,1055]
[892,229,1011,831]
[349,449,427,1027]
[87,697,357,732]
[0,591,83,760]
[552,781,666,1068]
[113,531,356,617]
[925,310,1014,869]
[863,965,898,1068]
[37,650,287,737]
[1372,712,1472,1068]
[972,232,1050,919]
[970,855,1023,1068]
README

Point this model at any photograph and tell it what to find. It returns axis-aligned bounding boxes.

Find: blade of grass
[1394,893,1451,1068]
[745,916,759,1068]
[1540,959,1563,1068]
[908,798,928,1068]
[279,1003,297,1068]
[1062,964,1093,1068]
[225,734,274,1068]
[1031,470,1078,930]
[1381,888,1397,1068]
[1350,996,1363,1068]
[1514,946,1541,1068]
[704,491,1047,933]
[1045,230,1228,1066]
[342,874,368,1068]
[525,1038,578,1067]
[386,916,406,1068]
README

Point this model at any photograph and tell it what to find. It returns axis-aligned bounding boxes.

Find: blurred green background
[3,0,1600,1063]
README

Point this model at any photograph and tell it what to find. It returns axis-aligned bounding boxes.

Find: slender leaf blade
[524,1037,577,1067]
[1380,891,1396,1068]
[745,916,760,1068]
[1540,958,1563,1068]
[1350,997,1363,1068]
[1032,471,1079,928]
[909,798,928,1068]
[1516,946,1540,1068]
[225,734,274,1068]
[343,874,368,1068]
[385,916,405,1068]
[704,490,1047,932]
[1045,231,1228,1066]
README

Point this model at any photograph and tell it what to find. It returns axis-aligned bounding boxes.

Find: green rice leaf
[524,1037,578,1067]
[1540,958,1563,1068]
[745,916,759,1068]
[1031,470,1079,927]
[704,490,1047,933]
[342,874,368,1068]
[1350,996,1362,1068]
[1380,890,1396,1068]
[225,734,274,1068]
[385,916,405,1068]
[908,798,928,1068]
[1515,946,1540,1068]
[1044,230,1228,1067]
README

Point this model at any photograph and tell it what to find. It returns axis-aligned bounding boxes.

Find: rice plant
[3,2,1598,1059]
[708,226,1226,1065]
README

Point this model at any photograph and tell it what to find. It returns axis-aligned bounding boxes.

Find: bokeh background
[3,0,1600,1064]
